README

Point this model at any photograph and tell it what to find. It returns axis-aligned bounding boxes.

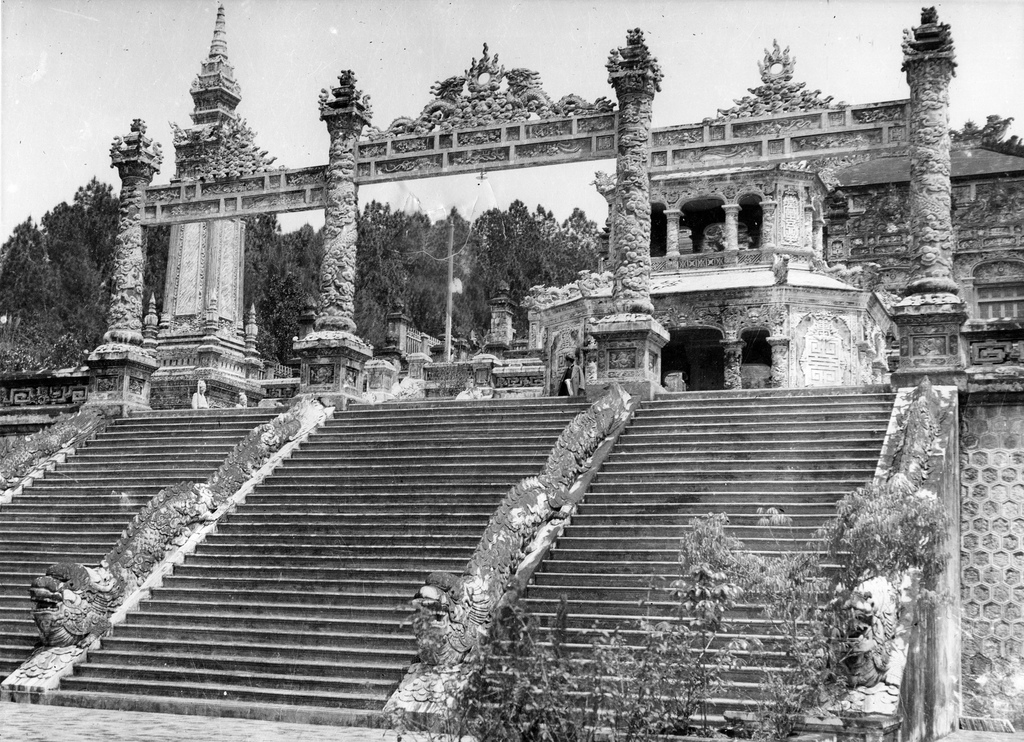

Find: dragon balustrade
[0,408,108,496]
[831,377,957,716]
[386,384,635,721]
[2,397,326,693]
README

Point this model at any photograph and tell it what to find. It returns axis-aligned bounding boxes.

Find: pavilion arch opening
[737,194,763,250]
[650,203,667,257]
[680,198,725,252]
[739,327,772,389]
[660,327,725,391]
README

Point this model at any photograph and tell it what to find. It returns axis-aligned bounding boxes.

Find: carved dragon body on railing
[27,398,324,650]
[410,385,632,667]
[0,408,107,493]
[831,378,953,713]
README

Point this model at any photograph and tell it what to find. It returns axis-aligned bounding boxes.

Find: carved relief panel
[794,313,853,387]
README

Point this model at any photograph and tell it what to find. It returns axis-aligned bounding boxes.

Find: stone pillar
[86,119,163,415]
[606,28,662,315]
[589,29,669,400]
[723,204,740,251]
[892,8,967,390]
[665,209,681,258]
[761,200,777,250]
[593,172,616,269]
[106,120,161,347]
[722,339,745,390]
[294,71,374,404]
[768,335,790,388]
[812,215,825,261]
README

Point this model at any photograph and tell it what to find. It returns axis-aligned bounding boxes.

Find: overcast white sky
[2,0,1023,241]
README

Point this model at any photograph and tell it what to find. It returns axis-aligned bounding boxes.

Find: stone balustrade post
[723,204,740,251]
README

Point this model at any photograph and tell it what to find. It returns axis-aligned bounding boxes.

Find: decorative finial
[319,70,373,126]
[902,6,956,72]
[606,28,663,96]
[110,119,163,178]
[209,4,228,60]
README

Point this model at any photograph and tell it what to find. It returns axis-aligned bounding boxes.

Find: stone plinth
[587,313,669,399]
[406,352,431,381]
[891,292,967,389]
[365,358,398,402]
[84,344,160,415]
[293,330,373,405]
[492,355,547,399]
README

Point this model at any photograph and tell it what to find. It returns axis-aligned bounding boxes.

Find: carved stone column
[723,204,740,251]
[606,28,662,315]
[679,223,694,253]
[892,8,967,389]
[106,120,161,347]
[86,120,163,415]
[722,339,745,390]
[294,71,374,404]
[803,204,815,253]
[768,336,790,388]
[761,200,777,250]
[589,30,669,400]
[484,285,516,357]
[665,209,681,258]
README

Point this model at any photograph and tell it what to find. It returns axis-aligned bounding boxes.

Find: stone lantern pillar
[891,8,967,389]
[484,284,516,357]
[588,29,669,399]
[293,71,374,404]
[86,119,162,414]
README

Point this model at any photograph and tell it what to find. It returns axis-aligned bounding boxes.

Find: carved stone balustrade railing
[651,246,814,273]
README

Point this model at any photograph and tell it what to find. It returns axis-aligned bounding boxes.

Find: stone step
[56,677,388,710]
[159,575,422,595]
[94,636,415,665]
[110,621,417,650]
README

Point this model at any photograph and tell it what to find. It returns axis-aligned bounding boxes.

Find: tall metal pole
[445,219,454,363]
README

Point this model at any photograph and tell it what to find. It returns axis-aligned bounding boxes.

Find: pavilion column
[294,71,374,404]
[892,8,967,389]
[723,204,740,251]
[86,119,163,414]
[768,335,790,388]
[761,200,778,250]
[665,209,681,258]
[722,339,745,390]
[588,29,668,400]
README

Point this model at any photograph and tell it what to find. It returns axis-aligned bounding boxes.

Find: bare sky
[2,0,1023,240]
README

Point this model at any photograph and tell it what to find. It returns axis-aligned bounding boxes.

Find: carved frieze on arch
[655,302,788,341]
[654,303,726,334]
[972,259,1024,282]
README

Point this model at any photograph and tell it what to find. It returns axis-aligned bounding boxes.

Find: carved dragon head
[30,563,115,648]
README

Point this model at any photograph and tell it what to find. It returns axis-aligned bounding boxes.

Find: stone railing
[1,398,329,697]
[0,370,90,408]
[385,385,636,725]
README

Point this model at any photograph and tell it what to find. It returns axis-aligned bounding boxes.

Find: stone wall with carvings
[960,395,1024,726]
[829,174,1024,302]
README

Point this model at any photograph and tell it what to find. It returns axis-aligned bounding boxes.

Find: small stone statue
[236,392,248,408]
[191,380,209,410]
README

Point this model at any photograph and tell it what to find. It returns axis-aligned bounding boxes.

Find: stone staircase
[50,397,589,724]
[522,386,895,721]
[0,408,279,680]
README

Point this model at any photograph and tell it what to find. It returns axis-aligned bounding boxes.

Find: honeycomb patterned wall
[960,399,1024,723]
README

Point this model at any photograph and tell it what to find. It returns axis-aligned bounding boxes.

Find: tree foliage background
[0,179,599,373]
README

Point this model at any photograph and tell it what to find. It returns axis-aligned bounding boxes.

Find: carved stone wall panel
[174,222,207,316]
[960,400,1024,723]
[793,312,853,387]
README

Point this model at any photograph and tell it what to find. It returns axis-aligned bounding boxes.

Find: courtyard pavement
[1,703,1023,742]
